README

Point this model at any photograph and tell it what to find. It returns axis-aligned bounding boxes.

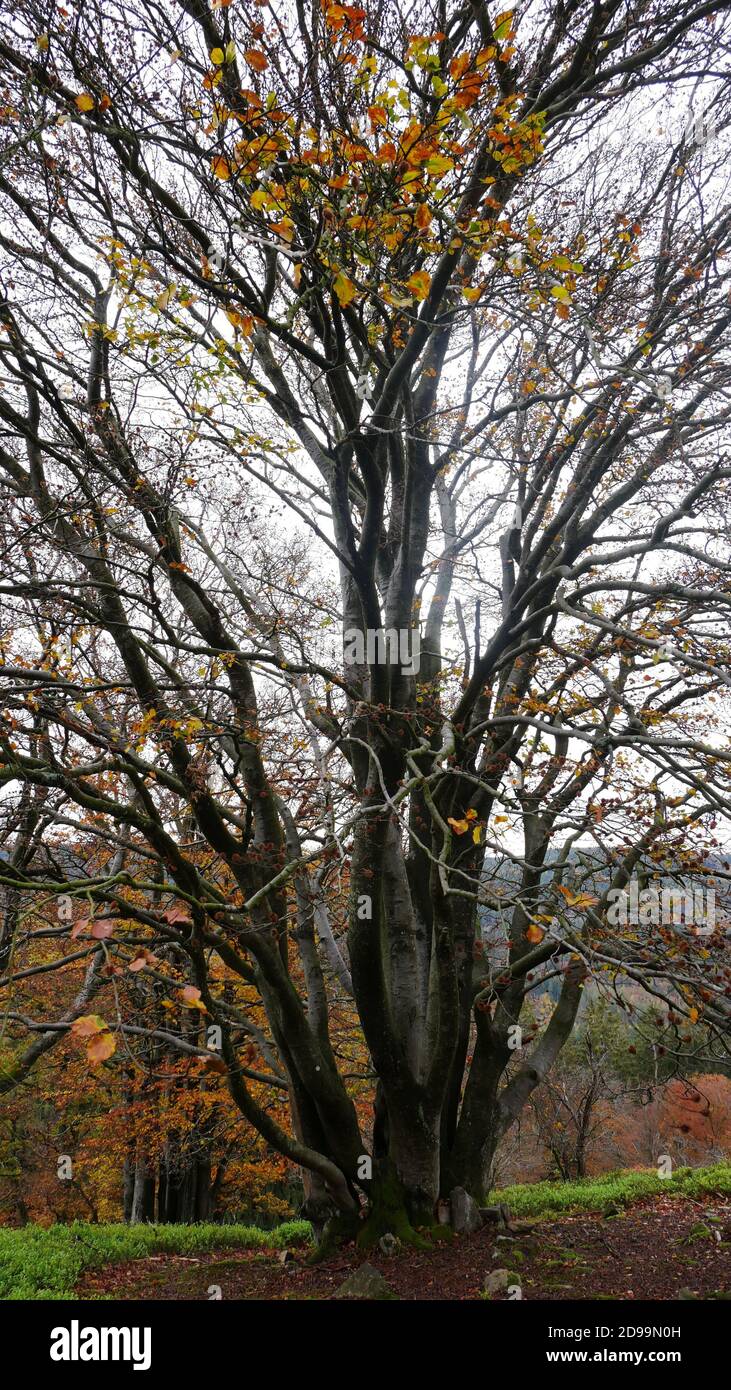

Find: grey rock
[450,1186,483,1235]
[334,1263,397,1300]
[480,1202,511,1229]
[378,1232,402,1257]
[483,1268,510,1296]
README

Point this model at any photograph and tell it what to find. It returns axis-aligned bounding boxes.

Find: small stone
[277,1248,294,1265]
[334,1263,397,1300]
[378,1232,402,1257]
[480,1203,511,1229]
[450,1186,483,1235]
[484,1268,510,1296]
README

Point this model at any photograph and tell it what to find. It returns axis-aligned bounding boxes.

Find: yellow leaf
[425,154,453,178]
[210,47,225,65]
[558,887,599,909]
[447,817,469,835]
[494,10,514,41]
[525,923,545,944]
[155,285,174,311]
[211,155,232,180]
[333,270,358,307]
[550,284,571,304]
[75,93,95,112]
[405,270,431,301]
[463,284,483,303]
[472,824,483,845]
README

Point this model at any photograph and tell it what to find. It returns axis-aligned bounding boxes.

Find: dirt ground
[75,1195,731,1301]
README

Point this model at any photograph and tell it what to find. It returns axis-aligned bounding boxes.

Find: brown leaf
[90,919,114,939]
[71,1014,107,1038]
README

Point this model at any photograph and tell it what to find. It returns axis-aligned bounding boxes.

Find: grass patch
[4,1161,731,1300]
[492,1163,731,1220]
[0,1220,312,1301]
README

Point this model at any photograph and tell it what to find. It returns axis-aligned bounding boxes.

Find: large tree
[2,0,731,1238]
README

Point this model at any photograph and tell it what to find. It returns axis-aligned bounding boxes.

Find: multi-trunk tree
[2,0,731,1239]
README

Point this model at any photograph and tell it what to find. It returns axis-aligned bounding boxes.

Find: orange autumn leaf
[447,816,469,835]
[368,105,388,130]
[211,154,232,180]
[405,270,431,301]
[449,53,471,81]
[244,48,268,72]
[415,203,432,231]
[87,1030,116,1064]
[525,923,545,944]
[70,1014,108,1038]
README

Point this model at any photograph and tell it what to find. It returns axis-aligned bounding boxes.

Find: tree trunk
[129,1157,155,1224]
